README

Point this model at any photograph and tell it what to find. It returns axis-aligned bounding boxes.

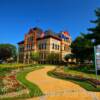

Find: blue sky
[0,0,100,46]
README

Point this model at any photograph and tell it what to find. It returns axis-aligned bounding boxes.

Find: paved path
[26,66,100,100]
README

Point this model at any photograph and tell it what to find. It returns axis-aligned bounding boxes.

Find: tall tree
[86,8,100,45]
[71,8,100,64]
[71,33,93,63]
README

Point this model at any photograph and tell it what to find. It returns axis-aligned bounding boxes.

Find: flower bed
[52,71,86,80]
[87,78,100,88]
[0,68,27,95]
[0,65,44,99]
[2,75,26,94]
[52,70,100,88]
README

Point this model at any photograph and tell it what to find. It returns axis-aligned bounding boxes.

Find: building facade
[18,27,72,64]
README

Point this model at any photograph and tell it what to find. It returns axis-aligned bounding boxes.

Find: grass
[47,71,100,92]
[0,63,32,68]
[0,94,30,100]
[16,65,44,97]
[0,67,11,76]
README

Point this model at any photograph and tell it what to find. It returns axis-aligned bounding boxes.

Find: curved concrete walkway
[26,66,100,100]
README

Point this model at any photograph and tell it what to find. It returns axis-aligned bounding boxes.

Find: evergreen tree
[86,8,100,45]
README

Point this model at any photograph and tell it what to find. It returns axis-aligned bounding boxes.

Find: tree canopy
[71,34,94,63]
[47,52,60,63]
[31,51,40,62]
[64,54,75,61]
[0,44,17,61]
[86,8,100,45]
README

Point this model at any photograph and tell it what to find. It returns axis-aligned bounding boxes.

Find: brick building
[18,27,71,64]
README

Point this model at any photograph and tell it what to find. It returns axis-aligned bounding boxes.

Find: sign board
[95,45,100,70]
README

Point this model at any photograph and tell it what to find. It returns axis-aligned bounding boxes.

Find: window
[39,43,46,50]
[39,44,41,49]
[52,43,54,49]
[64,46,66,51]
[55,44,57,50]
[27,45,28,49]
[41,44,43,49]
[32,44,34,49]
[52,43,60,50]
[44,43,46,49]
[31,36,33,41]
[58,45,59,50]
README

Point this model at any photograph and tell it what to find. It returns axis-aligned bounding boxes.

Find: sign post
[94,45,100,80]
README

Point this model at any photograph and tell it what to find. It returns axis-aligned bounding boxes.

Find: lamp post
[91,39,98,80]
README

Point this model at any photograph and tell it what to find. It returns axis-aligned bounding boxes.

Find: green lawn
[0,63,30,68]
